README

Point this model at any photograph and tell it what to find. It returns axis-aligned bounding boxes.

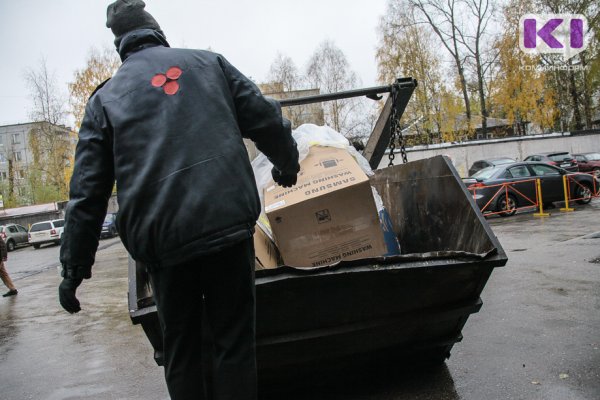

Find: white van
[28,219,65,249]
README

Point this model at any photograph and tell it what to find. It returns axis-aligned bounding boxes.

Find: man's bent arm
[60,99,115,275]
[218,55,299,174]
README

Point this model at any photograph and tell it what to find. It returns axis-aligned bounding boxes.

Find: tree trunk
[456,61,471,122]
[476,54,487,137]
[8,159,15,206]
[580,53,592,129]
[568,60,583,130]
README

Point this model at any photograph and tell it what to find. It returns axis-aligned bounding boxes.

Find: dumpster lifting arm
[278,77,417,170]
[363,79,417,169]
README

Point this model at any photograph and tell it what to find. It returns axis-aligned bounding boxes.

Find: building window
[12,133,20,144]
[13,170,25,180]
[0,172,6,180]
[14,152,22,162]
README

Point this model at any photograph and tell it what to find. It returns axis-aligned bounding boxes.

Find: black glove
[59,277,83,313]
[58,264,91,314]
[272,167,298,188]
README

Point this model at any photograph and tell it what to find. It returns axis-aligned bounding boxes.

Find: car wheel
[575,183,592,205]
[111,227,118,238]
[6,240,15,252]
[33,244,41,249]
[497,194,517,217]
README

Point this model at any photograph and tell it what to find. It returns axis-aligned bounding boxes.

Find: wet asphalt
[1,201,599,400]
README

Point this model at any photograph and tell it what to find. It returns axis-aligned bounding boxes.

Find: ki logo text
[519,14,588,61]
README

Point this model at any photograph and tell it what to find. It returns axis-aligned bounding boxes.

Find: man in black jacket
[59,1,299,399]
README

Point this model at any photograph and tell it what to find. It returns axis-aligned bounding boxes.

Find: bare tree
[410,0,472,124]
[266,52,303,93]
[26,58,67,126]
[263,53,312,128]
[456,0,497,136]
[25,59,72,203]
[306,40,363,137]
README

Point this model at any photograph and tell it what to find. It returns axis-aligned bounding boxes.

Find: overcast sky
[0,0,389,127]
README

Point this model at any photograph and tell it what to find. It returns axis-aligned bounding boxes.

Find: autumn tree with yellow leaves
[377,2,469,143]
[66,47,120,191]
[489,0,557,134]
[69,46,121,131]
[375,0,600,143]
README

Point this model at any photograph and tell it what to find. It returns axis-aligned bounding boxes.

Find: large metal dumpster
[128,154,507,381]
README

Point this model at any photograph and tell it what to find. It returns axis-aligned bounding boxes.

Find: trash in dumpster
[378,207,401,256]
[264,145,386,268]
[372,186,401,256]
[254,222,280,269]
[252,124,374,211]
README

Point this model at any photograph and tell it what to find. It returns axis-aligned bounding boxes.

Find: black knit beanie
[106,0,163,39]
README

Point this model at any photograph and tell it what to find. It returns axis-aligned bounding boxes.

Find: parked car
[101,213,119,238]
[573,153,600,176]
[0,223,30,251]
[523,152,579,172]
[465,162,598,217]
[28,219,65,249]
[468,157,516,176]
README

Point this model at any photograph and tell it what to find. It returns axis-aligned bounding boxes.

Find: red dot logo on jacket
[151,66,183,95]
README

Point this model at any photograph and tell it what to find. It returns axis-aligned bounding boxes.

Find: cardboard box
[253,224,280,269]
[264,146,387,268]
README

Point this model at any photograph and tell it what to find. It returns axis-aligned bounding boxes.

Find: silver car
[0,224,30,251]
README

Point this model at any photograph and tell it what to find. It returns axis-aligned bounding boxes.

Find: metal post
[534,179,550,217]
[560,175,574,212]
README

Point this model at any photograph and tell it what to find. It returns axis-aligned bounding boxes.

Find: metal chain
[388,84,408,167]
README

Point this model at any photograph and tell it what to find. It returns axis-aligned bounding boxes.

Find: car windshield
[30,222,52,232]
[585,153,600,161]
[104,214,114,223]
[472,166,502,180]
[548,153,572,162]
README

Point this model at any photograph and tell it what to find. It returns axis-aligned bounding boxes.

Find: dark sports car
[464,162,598,216]
[523,152,579,172]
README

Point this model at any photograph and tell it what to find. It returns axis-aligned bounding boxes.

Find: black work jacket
[60,29,298,271]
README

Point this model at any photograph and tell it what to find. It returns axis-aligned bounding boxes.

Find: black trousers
[149,238,257,400]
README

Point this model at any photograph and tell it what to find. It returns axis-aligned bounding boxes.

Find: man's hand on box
[271,167,298,188]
